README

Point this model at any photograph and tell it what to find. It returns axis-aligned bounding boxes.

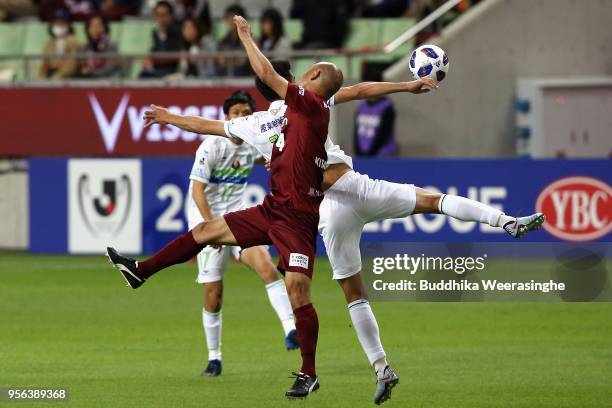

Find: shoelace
[289,372,307,379]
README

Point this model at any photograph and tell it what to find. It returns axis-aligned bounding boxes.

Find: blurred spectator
[259,7,291,54]
[290,0,350,49]
[39,9,80,80]
[79,15,121,78]
[178,17,216,78]
[40,0,97,21]
[140,0,182,78]
[216,4,250,77]
[353,67,397,157]
[140,0,210,24]
[99,0,143,20]
[358,0,410,17]
[0,0,37,21]
[64,0,97,20]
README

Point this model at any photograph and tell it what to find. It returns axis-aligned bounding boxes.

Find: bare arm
[143,104,226,136]
[192,180,214,221]
[234,15,288,99]
[333,77,438,104]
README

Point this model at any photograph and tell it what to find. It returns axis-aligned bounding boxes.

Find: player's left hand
[407,77,438,94]
[143,104,170,127]
[233,15,251,41]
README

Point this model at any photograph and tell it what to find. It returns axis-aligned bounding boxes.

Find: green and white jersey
[187,136,258,224]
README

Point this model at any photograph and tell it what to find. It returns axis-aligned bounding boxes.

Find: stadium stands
[0,17,414,81]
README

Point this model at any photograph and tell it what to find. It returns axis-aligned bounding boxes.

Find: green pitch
[1,253,611,407]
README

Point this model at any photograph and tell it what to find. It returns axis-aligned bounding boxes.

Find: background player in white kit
[144,64,544,404]
[184,91,298,377]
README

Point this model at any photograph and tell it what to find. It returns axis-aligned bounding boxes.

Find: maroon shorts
[223,195,319,278]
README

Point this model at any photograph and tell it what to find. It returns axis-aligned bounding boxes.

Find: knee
[338,274,368,303]
[252,257,279,284]
[191,221,210,243]
[285,276,311,306]
[192,219,225,244]
[204,283,223,312]
[258,266,279,284]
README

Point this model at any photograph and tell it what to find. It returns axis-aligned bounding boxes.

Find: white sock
[265,279,296,336]
[438,194,514,227]
[203,309,222,361]
[348,299,387,373]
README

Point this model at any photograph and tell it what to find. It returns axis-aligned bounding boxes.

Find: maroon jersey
[269,83,329,213]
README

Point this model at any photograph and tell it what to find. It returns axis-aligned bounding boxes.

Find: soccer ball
[409,44,449,83]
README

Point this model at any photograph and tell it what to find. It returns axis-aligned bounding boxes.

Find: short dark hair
[224,4,247,19]
[154,1,174,15]
[223,90,256,114]
[255,60,293,102]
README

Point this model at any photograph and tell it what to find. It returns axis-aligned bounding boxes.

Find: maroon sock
[138,230,205,279]
[294,303,319,377]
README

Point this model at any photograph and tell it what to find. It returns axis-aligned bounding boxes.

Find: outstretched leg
[107,217,238,288]
[414,188,545,238]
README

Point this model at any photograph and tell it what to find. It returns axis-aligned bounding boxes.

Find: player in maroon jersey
[106,15,342,399]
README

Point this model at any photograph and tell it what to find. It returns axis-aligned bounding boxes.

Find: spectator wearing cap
[140,0,182,78]
[79,14,121,78]
[259,7,291,55]
[216,4,251,77]
[39,9,80,79]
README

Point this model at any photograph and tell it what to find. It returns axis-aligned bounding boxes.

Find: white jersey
[224,99,353,168]
[187,136,258,221]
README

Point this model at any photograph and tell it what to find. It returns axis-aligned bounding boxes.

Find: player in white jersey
[186,91,298,377]
[143,62,545,404]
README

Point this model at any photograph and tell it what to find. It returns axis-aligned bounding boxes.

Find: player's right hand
[407,77,438,94]
[143,104,170,127]
[233,15,251,41]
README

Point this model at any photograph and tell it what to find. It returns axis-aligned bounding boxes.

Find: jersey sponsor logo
[536,176,611,242]
[260,118,284,134]
[289,253,309,269]
[269,134,279,144]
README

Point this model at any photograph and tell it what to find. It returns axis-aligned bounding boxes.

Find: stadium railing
[0,48,395,83]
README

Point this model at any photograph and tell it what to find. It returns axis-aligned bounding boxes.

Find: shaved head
[315,62,344,99]
[300,62,344,99]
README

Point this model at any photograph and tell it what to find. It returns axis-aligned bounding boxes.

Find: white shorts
[186,203,243,284]
[318,171,416,280]
[195,245,242,283]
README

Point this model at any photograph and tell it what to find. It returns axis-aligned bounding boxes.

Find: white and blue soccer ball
[409,44,449,83]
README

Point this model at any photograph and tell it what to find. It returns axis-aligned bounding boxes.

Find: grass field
[1,252,611,407]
